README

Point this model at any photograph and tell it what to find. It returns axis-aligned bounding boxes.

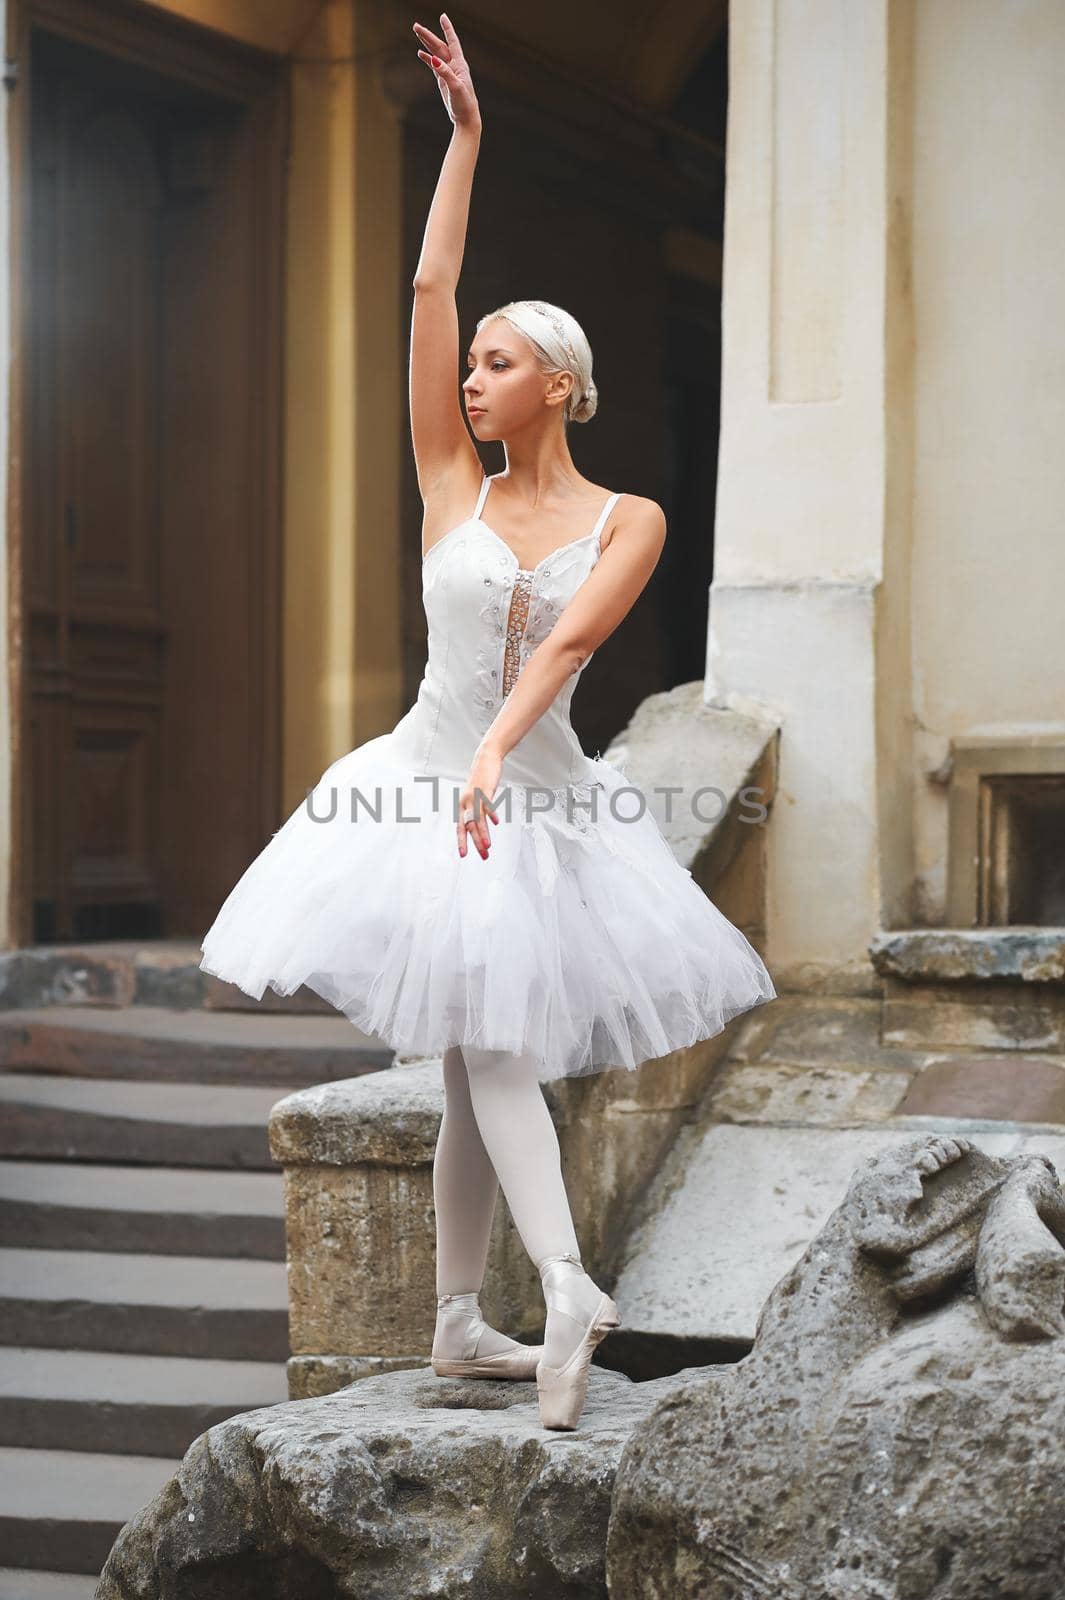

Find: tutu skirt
[199,739,777,1083]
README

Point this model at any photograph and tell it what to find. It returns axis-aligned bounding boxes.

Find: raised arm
[409,14,483,499]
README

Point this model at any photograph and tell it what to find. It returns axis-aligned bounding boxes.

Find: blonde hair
[476,299,597,424]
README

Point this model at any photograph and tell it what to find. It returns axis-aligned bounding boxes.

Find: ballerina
[200,10,776,1430]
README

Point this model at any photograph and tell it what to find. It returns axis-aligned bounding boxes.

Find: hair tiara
[523,300,581,380]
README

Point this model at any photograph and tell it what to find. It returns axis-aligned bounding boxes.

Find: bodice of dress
[389,478,621,791]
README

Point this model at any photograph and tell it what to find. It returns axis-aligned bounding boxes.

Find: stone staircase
[0,940,395,1593]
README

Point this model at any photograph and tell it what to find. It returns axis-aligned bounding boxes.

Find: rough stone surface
[603,680,779,872]
[0,944,135,1009]
[882,980,1065,1053]
[870,928,1065,984]
[612,1122,1006,1343]
[705,1056,913,1124]
[269,1061,444,1169]
[93,1363,687,1599]
[614,990,1065,1349]
[286,1352,429,1398]
[0,940,340,1016]
[732,994,921,1072]
[608,1134,1065,1599]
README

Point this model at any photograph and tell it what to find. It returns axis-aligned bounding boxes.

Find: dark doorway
[661,19,728,689]
[21,1,286,942]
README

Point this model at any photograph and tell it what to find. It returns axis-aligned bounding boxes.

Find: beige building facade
[709,0,1065,989]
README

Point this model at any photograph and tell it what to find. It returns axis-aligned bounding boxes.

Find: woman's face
[462,319,568,438]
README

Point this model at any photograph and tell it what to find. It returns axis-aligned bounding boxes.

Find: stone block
[898,1053,1065,1122]
[94,1363,688,1599]
[706,1057,913,1124]
[883,979,1065,1052]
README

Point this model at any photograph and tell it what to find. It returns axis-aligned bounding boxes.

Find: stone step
[0,1566,100,1597]
[0,1160,285,1259]
[703,1009,1065,1128]
[0,938,340,1017]
[0,1004,391,1087]
[0,1073,291,1169]
[0,1247,289,1360]
[0,1346,287,1458]
[0,1445,180,1575]
[868,928,1065,1052]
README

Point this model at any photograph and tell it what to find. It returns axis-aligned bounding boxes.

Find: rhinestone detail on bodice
[503,569,535,697]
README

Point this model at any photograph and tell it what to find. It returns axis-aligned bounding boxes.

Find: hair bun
[572,380,598,423]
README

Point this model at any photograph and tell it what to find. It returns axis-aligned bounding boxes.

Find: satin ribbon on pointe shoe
[535,1253,621,1431]
[431,1291,542,1381]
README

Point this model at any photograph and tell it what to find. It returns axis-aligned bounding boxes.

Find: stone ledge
[269,1061,442,1168]
[870,927,1065,983]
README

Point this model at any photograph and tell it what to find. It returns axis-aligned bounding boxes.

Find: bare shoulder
[601,492,666,556]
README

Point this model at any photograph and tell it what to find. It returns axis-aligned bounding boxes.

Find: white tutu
[199,741,777,1083]
[200,471,777,1081]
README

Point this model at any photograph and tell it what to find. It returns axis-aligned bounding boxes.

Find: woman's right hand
[413,14,481,130]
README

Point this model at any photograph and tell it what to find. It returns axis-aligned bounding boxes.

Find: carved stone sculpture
[607,1134,1065,1599]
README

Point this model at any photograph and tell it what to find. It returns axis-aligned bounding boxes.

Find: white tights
[432,1043,602,1367]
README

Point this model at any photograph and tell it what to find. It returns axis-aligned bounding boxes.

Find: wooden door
[22,6,286,942]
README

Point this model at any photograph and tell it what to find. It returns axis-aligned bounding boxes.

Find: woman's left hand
[457,743,502,859]
[413,14,481,131]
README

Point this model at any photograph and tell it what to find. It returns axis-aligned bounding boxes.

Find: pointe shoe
[535,1251,621,1431]
[431,1291,543,1381]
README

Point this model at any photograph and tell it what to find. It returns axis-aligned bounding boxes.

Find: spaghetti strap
[473,472,493,520]
[590,491,621,544]
[478,474,617,546]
